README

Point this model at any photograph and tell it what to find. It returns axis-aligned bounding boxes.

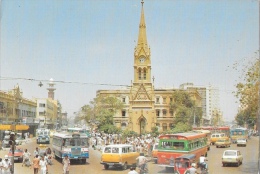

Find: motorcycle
[200,162,209,174]
[24,157,31,167]
[46,154,53,165]
[139,163,148,174]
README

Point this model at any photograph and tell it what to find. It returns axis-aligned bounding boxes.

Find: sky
[0,0,259,122]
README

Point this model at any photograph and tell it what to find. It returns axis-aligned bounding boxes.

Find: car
[210,133,227,145]
[8,148,24,162]
[237,138,247,147]
[2,135,10,148]
[222,150,243,167]
[15,133,26,145]
[215,138,231,148]
[100,144,139,170]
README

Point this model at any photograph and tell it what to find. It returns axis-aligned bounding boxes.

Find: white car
[222,150,243,167]
[237,138,247,147]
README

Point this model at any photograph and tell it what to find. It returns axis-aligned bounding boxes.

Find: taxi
[215,138,231,148]
[100,144,139,170]
[210,133,227,145]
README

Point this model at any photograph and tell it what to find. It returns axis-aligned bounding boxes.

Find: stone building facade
[96,2,201,134]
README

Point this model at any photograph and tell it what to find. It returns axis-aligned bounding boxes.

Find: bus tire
[104,164,109,170]
[122,162,127,170]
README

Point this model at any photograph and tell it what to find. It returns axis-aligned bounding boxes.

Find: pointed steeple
[135,0,149,56]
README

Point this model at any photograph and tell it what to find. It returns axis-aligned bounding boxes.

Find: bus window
[112,147,119,153]
[81,139,89,146]
[104,147,111,153]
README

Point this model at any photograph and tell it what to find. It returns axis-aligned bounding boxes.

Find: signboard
[0,125,29,130]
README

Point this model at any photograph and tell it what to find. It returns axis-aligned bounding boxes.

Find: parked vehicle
[222,150,243,167]
[100,144,139,170]
[8,148,24,162]
[237,138,247,147]
[215,138,231,148]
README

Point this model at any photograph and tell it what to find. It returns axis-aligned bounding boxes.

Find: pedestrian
[34,147,40,157]
[33,154,40,174]
[62,155,70,174]
[22,149,31,167]
[128,167,138,174]
[39,155,48,174]
[2,155,11,174]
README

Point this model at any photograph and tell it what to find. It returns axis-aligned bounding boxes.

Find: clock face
[139,57,146,63]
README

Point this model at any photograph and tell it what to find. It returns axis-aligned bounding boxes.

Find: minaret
[134,0,151,84]
[47,78,56,100]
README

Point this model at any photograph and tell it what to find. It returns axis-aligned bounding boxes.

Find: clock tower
[129,0,155,134]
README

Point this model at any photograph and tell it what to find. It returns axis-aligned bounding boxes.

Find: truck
[36,128,50,144]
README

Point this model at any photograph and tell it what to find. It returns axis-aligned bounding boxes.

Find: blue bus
[230,128,248,143]
[67,127,91,138]
[52,132,90,163]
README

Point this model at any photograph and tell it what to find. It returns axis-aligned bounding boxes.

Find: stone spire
[135,0,149,56]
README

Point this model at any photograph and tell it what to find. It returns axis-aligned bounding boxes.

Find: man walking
[33,154,40,174]
[62,155,70,174]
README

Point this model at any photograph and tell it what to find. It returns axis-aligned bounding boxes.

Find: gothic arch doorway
[139,118,146,135]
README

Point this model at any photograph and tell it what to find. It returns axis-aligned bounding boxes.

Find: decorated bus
[157,132,208,170]
[52,132,90,163]
[36,128,50,144]
[230,128,248,143]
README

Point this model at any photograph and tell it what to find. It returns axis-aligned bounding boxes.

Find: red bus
[193,126,230,137]
[157,132,208,170]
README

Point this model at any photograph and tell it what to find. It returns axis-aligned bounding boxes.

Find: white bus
[36,128,50,144]
[52,132,90,163]
[67,127,91,137]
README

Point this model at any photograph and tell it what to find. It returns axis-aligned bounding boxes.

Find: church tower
[129,0,155,134]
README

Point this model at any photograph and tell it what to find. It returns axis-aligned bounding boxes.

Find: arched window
[138,69,142,80]
[143,69,146,80]
[121,123,127,130]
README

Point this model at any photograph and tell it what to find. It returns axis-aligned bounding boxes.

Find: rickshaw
[173,154,196,174]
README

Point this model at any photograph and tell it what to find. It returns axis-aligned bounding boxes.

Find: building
[34,78,59,129]
[0,85,37,136]
[180,83,221,125]
[96,1,202,134]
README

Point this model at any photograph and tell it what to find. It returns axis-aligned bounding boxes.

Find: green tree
[169,90,202,127]
[77,95,124,131]
[234,56,259,128]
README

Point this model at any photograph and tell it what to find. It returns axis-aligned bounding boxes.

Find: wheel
[104,164,109,170]
[122,162,127,170]
[216,146,218,148]
[222,163,226,167]
[236,162,239,167]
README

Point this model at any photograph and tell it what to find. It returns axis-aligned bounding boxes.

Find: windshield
[63,138,89,146]
[224,151,236,156]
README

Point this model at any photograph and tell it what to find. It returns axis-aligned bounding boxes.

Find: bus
[193,126,230,137]
[192,130,211,150]
[36,128,50,144]
[230,128,248,143]
[52,132,90,163]
[67,127,91,137]
[157,132,208,170]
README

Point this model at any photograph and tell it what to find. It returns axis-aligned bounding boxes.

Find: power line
[0,76,131,87]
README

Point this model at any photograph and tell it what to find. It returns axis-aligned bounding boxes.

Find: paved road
[0,136,258,174]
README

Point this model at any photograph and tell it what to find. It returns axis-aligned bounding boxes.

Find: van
[152,143,158,163]
[210,133,228,145]
[100,144,139,170]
